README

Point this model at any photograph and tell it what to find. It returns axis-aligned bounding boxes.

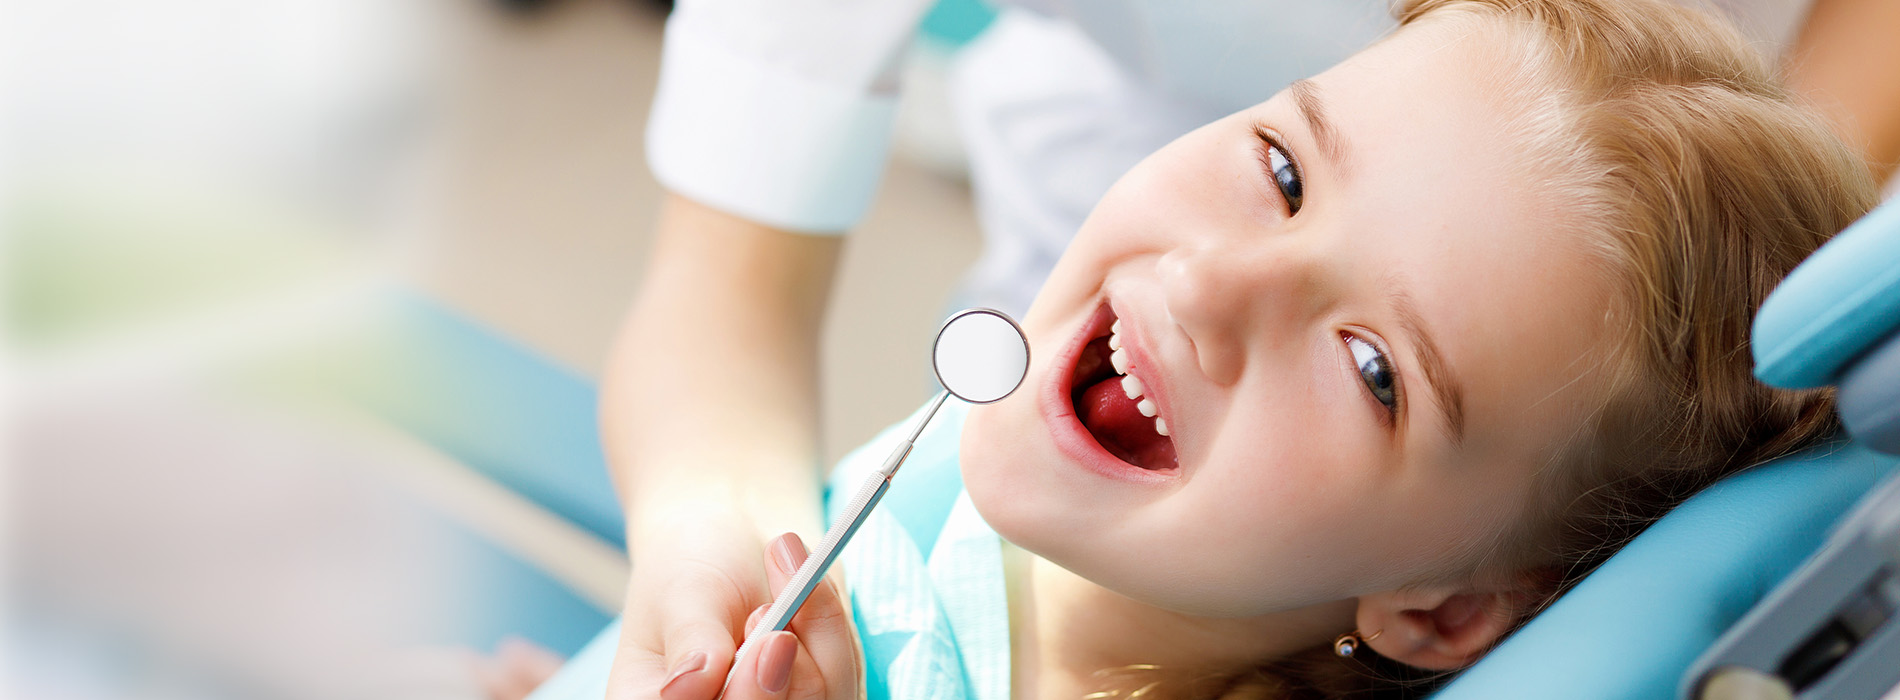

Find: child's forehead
[1296,24,1565,231]
[1321,14,1543,127]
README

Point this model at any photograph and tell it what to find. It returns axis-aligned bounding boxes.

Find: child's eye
[1344,332,1399,416]
[1253,125,1304,214]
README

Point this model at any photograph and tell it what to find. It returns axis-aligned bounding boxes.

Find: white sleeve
[646,0,938,233]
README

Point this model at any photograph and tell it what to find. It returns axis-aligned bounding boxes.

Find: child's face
[963,19,1618,618]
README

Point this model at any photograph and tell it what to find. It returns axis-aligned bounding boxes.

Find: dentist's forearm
[1787,0,1900,179]
[604,193,841,548]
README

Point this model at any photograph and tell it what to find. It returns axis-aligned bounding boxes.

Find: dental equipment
[1682,199,1900,700]
[725,308,1029,688]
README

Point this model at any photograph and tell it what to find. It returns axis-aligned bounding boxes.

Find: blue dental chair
[350,199,1900,697]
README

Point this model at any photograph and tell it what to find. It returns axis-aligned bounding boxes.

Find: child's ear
[1352,577,1547,670]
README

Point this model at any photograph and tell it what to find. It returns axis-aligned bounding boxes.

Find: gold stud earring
[1333,629,1383,658]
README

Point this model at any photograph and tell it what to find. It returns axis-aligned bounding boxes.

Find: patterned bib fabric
[827,400,1009,700]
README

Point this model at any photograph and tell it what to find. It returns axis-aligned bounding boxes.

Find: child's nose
[1158,238,1333,385]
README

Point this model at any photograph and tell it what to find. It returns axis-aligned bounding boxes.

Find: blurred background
[5,0,994,697]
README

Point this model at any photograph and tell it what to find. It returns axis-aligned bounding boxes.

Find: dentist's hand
[607,523,860,700]
[721,531,860,700]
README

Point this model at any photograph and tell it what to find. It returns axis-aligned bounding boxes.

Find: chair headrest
[1753,200,1900,389]
[1430,442,1897,699]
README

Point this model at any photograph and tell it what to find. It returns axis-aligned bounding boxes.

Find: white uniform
[647,0,1814,316]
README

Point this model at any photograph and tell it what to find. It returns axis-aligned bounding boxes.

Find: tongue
[1076,376,1180,470]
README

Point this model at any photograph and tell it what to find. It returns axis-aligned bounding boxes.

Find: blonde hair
[1101,0,1883,697]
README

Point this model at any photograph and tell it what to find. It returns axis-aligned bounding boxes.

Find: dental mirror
[727,309,1028,691]
[934,307,1030,404]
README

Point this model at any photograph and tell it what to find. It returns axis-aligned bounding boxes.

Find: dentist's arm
[600,0,937,694]
[609,0,936,542]
[1786,0,1900,179]
[600,192,852,700]
[606,193,837,550]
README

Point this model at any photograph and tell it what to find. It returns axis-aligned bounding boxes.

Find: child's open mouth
[1067,309,1180,472]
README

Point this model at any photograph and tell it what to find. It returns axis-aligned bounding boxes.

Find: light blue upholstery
[1752,200,1900,389]
[257,290,617,655]
[283,292,625,548]
[532,619,623,699]
[1432,443,1896,698]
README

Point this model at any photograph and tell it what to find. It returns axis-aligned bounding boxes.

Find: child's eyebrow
[1289,79,1349,170]
[1389,287,1467,446]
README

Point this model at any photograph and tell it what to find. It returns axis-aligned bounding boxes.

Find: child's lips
[1042,301,1181,484]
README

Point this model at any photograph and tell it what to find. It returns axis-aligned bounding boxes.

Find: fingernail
[771,534,806,574]
[659,651,706,699]
[757,632,796,694]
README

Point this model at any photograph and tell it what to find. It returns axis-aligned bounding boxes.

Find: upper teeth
[1108,323,1170,437]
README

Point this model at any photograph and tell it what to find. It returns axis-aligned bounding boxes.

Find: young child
[609,0,1882,698]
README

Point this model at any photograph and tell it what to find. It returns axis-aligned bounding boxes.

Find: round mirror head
[933,308,1030,404]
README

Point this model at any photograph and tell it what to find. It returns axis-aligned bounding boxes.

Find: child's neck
[1002,542,1355,698]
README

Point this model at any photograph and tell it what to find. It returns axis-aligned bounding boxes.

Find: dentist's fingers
[649,561,757,700]
[722,630,800,700]
[761,533,806,622]
[605,515,785,700]
[761,533,860,698]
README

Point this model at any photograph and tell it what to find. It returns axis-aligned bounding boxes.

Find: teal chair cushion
[1753,200,1900,389]
[252,290,618,655]
[286,292,626,548]
[1431,442,1896,698]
